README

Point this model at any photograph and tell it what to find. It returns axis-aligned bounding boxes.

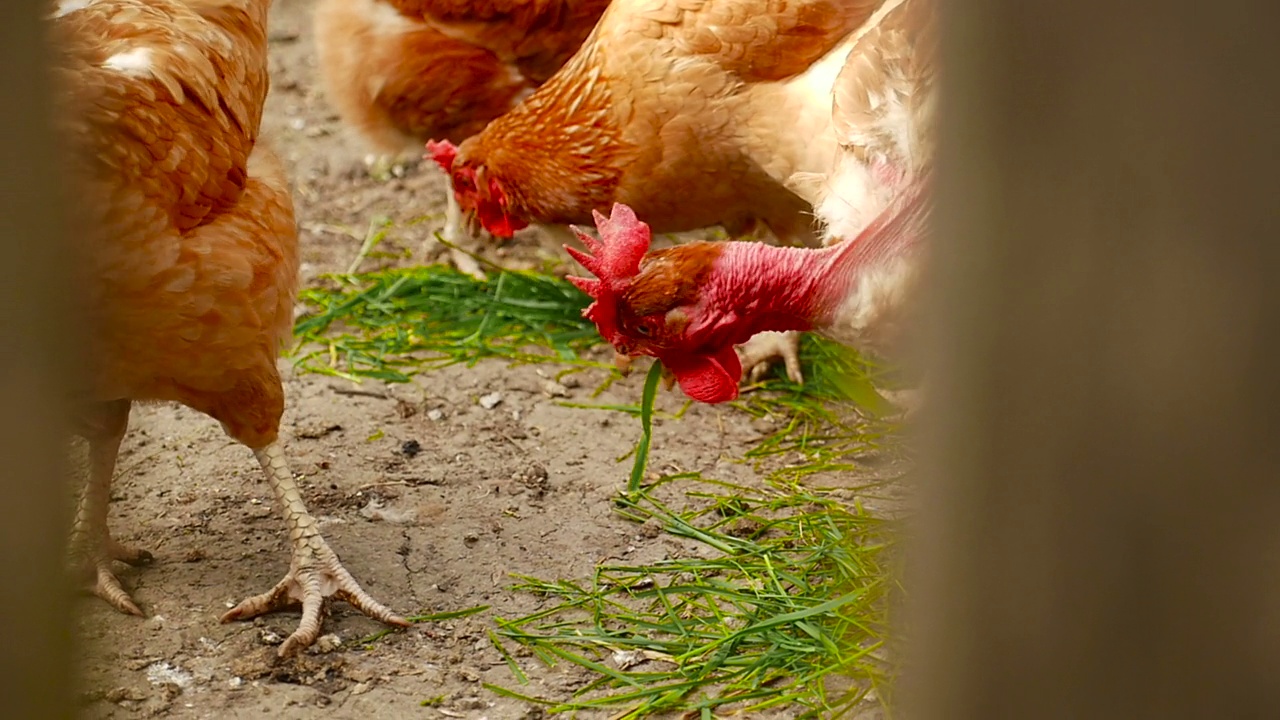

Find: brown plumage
[621,243,724,318]
[430,0,886,243]
[52,0,407,656]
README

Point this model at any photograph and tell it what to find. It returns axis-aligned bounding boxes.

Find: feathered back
[831,0,937,173]
[49,0,272,233]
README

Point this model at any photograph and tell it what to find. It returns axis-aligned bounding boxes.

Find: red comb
[564,203,651,296]
[564,203,653,344]
[425,139,458,171]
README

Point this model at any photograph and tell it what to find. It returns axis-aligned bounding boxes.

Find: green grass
[291,261,901,718]
[292,265,607,383]
[488,480,894,718]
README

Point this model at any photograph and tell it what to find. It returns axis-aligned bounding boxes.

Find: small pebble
[313,634,343,654]
[427,409,444,421]
[540,380,569,398]
[478,392,503,409]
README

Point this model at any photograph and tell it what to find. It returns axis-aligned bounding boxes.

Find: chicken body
[314,0,609,249]
[740,0,938,379]
[53,0,407,655]
[430,0,885,245]
[566,0,937,404]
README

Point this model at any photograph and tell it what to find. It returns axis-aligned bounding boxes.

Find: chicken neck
[703,176,931,342]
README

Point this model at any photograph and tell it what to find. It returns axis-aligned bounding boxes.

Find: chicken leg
[737,331,805,385]
[438,191,488,281]
[69,399,153,616]
[220,442,410,656]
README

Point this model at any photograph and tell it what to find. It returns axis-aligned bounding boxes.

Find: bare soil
[74,2,898,717]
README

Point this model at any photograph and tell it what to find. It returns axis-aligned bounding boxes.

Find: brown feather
[52,0,297,446]
[454,0,886,242]
[623,243,725,317]
[314,0,609,155]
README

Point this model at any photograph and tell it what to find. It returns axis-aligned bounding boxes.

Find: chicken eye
[635,318,664,337]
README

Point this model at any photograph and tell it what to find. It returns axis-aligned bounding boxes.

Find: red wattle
[660,346,742,404]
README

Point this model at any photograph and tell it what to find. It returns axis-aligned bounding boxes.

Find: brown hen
[428,0,885,245]
[314,0,610,247]
[51,0,408,656]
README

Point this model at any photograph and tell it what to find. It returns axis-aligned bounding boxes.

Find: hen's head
[566,204,747,404]
[426,139,528,239]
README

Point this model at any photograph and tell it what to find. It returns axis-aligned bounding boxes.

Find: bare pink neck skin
[701,177,932,342]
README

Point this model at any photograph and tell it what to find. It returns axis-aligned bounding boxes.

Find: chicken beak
[660,364,677,391]
[613,351,633,376]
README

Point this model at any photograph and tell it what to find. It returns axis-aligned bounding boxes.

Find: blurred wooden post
[0,0,79,717]
[908,0,1280,717]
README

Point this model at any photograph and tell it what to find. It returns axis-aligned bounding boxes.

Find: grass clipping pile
[293,262,903,718]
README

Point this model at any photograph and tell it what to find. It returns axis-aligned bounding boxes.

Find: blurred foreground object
[908,0,1280,717]
[0,0,78,716]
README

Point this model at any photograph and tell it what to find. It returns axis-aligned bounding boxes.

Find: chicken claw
[74,537,152,617]
[71,509,154,618]
[736,331,805,385]
[660,362,677,391]
[220,443,410,657]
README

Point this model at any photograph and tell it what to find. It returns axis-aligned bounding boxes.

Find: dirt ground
[74,2,897,717]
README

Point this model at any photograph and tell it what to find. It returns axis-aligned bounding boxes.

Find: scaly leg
[440,190,465,245]
[220,442,410,656]
[425,191,487,280]
[69,399,152,616]
[736,331,805,386]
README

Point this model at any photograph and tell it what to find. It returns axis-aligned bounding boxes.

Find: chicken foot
[69,399,152,616]
[220,442,410,656]
[737,331,805,385]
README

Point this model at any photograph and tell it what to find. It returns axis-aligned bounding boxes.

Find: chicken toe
[221,443,409,656]
[737,331,805,385]
[71,490,152,617]
[89,560,145,616]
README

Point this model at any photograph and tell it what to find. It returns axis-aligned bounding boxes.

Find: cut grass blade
[490,480,896,718]
[358,603,491,646]
[626,361,664,496]
[407,604,490,623]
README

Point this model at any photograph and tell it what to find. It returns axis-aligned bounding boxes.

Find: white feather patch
[102,48,155,78]
[51,0,91,18]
